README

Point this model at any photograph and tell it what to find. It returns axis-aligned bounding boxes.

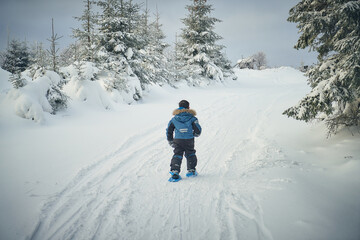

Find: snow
[125,47,134,60]
[1,70,64,123]
[0,67,359,240]
[114,44,125,53]
[0,68,11,91]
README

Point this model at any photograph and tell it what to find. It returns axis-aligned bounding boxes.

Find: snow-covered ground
[0,67,359,240]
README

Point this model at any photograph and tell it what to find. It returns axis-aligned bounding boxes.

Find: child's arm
[166,120,175,143]
[192,119,201,137]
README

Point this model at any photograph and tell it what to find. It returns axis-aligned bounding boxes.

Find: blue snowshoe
[168,171,182,182]
[186,170,198,178]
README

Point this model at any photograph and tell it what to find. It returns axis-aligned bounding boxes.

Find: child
[166,100,202,180]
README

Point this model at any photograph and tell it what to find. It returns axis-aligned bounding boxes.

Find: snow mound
[5,71,63,123]
[62,63,115,110]
[61,62,99,81]
[63,78,113,110]
[62,62,142,107]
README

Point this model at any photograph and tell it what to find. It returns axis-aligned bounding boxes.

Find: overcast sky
[0,0,317,67]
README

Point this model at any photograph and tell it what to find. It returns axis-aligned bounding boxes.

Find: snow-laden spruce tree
[46,82,68,114]
[124,0,172,87]
[137,3,173,84]
[1,39,30,88]
[131,1,157,85]
[72,0,98,62]
[95,0,143,100]
[1,39,30,74]
[284,0,360,134]
[153,8,179,84]
[67,0,99,85]
[172,33,188,82]
[178,0,232,84]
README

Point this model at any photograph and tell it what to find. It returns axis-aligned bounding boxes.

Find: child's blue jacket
[166,108,202,140]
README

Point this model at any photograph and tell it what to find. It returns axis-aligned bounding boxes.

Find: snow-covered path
[25,71,294,239]
[30,86,286,240]
[1,68,359,240]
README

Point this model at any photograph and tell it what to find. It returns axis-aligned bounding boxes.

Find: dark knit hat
[179,100,190,109]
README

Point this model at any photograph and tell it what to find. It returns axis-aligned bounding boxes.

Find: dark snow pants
[170,138,197,172]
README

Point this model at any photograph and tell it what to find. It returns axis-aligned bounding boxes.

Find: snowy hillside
[0,67,359,240]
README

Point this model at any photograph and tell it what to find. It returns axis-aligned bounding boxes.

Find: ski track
[29,86,300,240]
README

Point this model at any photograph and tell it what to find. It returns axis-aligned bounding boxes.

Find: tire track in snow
[215,90,294,240]
[29,122,169,240]
[196,91,256,174]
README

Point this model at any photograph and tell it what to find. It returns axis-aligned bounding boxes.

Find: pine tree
[150,7,173,84]
[46,84,68,114]
[1,39,30,74]
[9,72,26,89]
[136,3,172,84]
[2,39,29,89]
[151,6,169,55]
[179,0,232,83]
[47,18,63,72]
[283,0,360,134]
[72,0,97,61]
[0,52,4,67]
[138,0,151,47]
[124,0,160,87]
[173,33,187,81]
[96,0,130,70]
[59,42,92,82]
[96,0,143,60]
[95,0,143,99]
[29,42,48,78]
[128,0,154,85]
[59,42,81,67]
